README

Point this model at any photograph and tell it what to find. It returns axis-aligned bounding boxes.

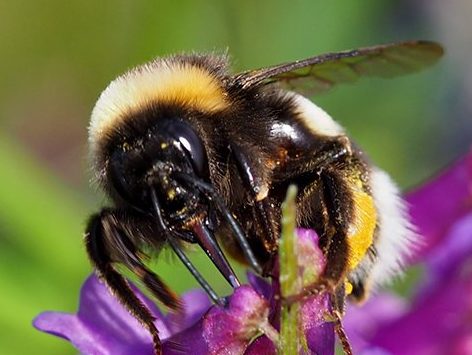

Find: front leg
[85,209,180,355]
[274,135,352,181]
[230,144,279,269]
[229,136,353,274]
[274,135,359,283]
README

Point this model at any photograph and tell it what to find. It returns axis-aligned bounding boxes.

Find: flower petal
[371,263,472,355]
[406,150,472,263]
[301,295,335,355]
[165,289,212,335]
[34,274,161,355]
[163,286,271,355]
[247,272,272,301]
[245,335,277,355]
[204,286,270,354]
[162,319,208,355]
[369,212,472,355]
[344,293,408,352]
[294,229,334,355]
[420,213,472,290]
[296,228,326,285]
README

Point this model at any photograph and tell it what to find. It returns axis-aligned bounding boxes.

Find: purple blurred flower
[34,229,333,355]
[407,151,472,263]
[345,150,472,355]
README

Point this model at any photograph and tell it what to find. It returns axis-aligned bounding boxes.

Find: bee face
[103,110,211,225]
[85,42,443,353]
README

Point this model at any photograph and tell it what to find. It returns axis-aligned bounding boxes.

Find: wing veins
[234,41,443,95]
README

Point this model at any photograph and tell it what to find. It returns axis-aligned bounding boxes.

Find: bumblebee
[85,41,443,353]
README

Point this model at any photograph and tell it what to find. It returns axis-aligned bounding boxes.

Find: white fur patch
[291,93,345,136]
[369,168,416,286]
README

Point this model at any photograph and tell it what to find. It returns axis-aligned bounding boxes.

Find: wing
[234,40,443,95]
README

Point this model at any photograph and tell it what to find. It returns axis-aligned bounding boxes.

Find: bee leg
[275,136,352,181]
[231,144,278,269]
[100,209,181,309]
[149,187,225,305]
[85,212,162,355]
[208,197,264,275]
[318,172,352,288]
[279,136,354,285]
[167,237,225,306]
[328,292,354,355]
[85,210,179,355]
[172,173,263,274]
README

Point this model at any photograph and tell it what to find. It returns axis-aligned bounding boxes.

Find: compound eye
[178,129,208,178]
[161,119,209,178]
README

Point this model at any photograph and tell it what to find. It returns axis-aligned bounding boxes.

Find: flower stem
[278,185,301,355]
[258,321,280,345]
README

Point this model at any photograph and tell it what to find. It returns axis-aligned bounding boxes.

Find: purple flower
[35,151,472,354]
[407,151,472,263]
[33,275,205,355]
[345,150,472,355]
[34,229,333,355]
[34,274,273,355]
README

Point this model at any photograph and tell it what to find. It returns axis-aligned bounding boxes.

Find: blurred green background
[1,1,471,354]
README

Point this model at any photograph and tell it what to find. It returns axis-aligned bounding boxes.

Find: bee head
[88,53,231,223]
[102,116,210,223]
